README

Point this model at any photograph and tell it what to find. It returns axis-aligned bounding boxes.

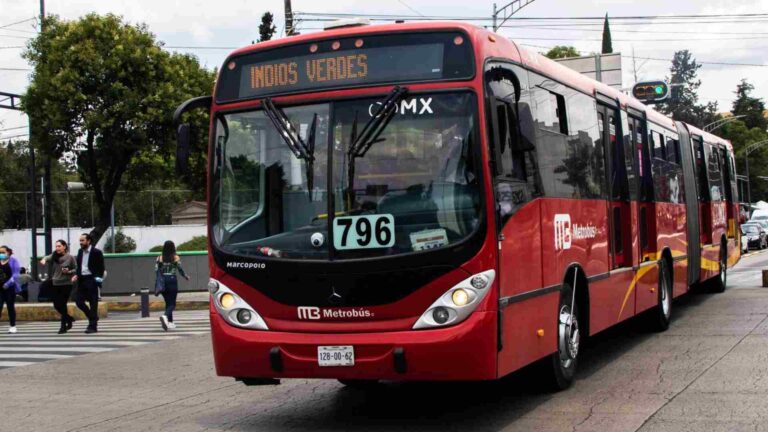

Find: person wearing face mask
[40,240,78,334]
[0,245,21,334]
[71,233,105,334]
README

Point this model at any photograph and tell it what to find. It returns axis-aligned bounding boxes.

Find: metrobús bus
[173,21,740,390]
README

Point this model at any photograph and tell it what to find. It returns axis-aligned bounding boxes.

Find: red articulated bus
[173,20,740,390]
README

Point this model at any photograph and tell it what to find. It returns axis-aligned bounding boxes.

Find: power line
[296,12,768,20]
[0,46,25,50]
[498,25,768,35]
[0,17,37,30]
[0,67,30,71]
[164,46,238,50]
[506,35,768,42]
[0,126,28,132]
[519,43,767,67]
[396,0,425,17]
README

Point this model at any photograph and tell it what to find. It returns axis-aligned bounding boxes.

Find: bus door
[597,102,631,269]
[628,113,656,262]
[693,136,713,245]
[720,147,737,238]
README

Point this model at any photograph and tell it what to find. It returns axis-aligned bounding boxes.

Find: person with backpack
[0,245,21,334]
[156,241,189,331]
[40,240,78,333]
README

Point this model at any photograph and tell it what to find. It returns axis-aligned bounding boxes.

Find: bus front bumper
[210,310,498,381]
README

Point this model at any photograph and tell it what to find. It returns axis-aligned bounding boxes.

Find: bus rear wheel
[710,241,728,293]
[546,281,580,391]
[649,259,672,332]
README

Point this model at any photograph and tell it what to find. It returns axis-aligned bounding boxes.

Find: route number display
[333,214,395,250]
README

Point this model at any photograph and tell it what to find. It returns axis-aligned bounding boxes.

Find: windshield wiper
[345,86,409,209]
[261,97,317,199]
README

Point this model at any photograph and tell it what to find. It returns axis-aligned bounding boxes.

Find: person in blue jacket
[0,245,21,334]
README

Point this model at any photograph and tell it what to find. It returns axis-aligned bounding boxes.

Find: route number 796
[333,214,395,250]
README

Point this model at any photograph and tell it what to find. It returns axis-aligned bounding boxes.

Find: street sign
[632,80,670,103]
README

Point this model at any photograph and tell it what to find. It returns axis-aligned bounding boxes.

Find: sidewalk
[2,292,210,322]
[105,291,210,312]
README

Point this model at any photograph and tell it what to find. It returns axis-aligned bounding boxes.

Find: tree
[656,50,718,128]
[602,14,613,54]
[544,46,580,60]
[259,12,277,42]
[104,229,137,253]
[22,14,214,244]
[732,79,767,131]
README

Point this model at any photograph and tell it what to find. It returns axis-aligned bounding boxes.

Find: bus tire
[711,241,728,293]
[649,259,672,332]
[546,281,580,391]
[337,379,379,389]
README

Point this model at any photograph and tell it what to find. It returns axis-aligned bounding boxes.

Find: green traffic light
[655,86,664,95]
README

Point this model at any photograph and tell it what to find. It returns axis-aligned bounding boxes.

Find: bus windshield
[212,91,482,260]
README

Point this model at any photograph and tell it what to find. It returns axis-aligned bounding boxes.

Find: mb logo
[297,306,321,320]
[554,214,572,251]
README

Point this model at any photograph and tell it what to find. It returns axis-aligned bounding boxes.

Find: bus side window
[486,64,539,226]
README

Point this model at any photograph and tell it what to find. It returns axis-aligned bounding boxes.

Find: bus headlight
[413,270,495,330]
[210,278,268,330]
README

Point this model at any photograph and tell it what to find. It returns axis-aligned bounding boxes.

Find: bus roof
[227,21,731,150]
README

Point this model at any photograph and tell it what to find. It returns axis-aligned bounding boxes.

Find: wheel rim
[720,249,727,285]
[661,265,671,319]
[558,304,579,369]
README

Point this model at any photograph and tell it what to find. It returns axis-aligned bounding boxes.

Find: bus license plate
[318,346,355,367]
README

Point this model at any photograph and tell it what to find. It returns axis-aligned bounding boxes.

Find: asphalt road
[4,252,768,432]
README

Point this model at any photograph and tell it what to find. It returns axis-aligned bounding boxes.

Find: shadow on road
[209,290,721,432]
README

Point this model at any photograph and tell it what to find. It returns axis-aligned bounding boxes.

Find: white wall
[0,225,207,268]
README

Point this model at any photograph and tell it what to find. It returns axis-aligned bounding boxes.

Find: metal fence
[0,189,199,230]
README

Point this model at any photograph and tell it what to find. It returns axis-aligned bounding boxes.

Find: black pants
[0,287,16,326]
[161,275,178,322]
[53,284,74,324]
[75,277,99,326]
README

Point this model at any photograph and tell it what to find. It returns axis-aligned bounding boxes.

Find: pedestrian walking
[17,267,32,302]
[40,240,77,334]
[0,245,21,334]
[72,233,105,334]
[156,241,189,331]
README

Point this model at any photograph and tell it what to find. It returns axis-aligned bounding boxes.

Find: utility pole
[284,0,295,36]
[38,0,53,256]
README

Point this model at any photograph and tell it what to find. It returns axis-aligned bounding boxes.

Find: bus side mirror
[172,95,213,176]
[176,124,191,175]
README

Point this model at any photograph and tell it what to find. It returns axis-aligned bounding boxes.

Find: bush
[149,244,163,252]
[177,236,208,251]
[104,230,137,253]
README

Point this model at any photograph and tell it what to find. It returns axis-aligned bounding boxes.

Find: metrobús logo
[554,214,597,251]
[225,261,265,270]
[297,306,374,320]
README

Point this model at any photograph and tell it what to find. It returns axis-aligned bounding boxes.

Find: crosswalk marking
[0,310,210,370]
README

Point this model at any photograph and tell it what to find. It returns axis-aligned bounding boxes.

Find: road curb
[1,303,109,322]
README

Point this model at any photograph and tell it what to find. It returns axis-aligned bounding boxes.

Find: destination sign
[215,32,474,102]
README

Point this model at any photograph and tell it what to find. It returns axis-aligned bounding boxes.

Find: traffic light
[632,81,670,104]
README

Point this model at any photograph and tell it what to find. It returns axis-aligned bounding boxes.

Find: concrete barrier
[1,303,108,322]
[36,251,209,296]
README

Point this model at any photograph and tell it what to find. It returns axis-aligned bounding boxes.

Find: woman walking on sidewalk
[156,241,189,331]
[40,240,77,334]
[0,245,21,334]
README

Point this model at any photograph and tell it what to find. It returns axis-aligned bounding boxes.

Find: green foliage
[0,141,77,229]
[656,50,718,128]
[732,79,767,131]
[22,14,214,243]
[544,46,580,60]
[719,119,768,202]
[259,12,277,42]
[104,229,137,253]
[177,236,208,251]
[149,244,164,252]
[601,14,613,54]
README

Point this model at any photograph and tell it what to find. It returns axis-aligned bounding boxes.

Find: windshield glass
[212,92,482,260]
[743,225,759,234]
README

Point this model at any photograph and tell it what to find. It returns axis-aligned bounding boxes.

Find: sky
[1,0,767,140]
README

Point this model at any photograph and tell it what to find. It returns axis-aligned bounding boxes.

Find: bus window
[667,138,681,165]
[652,131,665,160]
[486,64,539,225]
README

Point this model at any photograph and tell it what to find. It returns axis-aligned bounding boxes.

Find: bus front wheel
[546,281,580,391]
